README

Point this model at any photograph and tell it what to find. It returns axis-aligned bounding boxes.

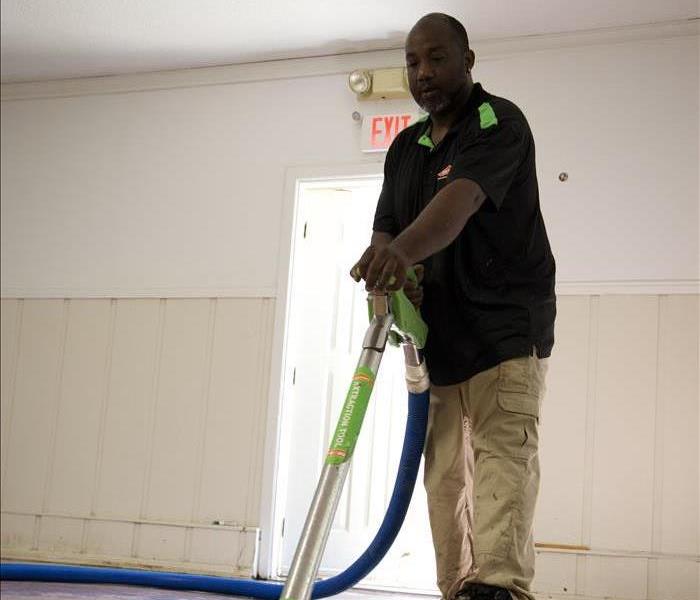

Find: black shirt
[373,83,556,385]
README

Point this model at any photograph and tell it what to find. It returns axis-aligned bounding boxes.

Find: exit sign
[361,113,422,152]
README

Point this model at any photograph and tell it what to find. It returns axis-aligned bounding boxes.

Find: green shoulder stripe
[417,132,435,150]
[478,102,498,129]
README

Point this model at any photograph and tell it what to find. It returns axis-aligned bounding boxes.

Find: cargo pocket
[495,390,540,461]
[497,391,540,420]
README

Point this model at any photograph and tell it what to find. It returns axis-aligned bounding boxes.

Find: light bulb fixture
[348,69,372,96]
[348,67,410,100]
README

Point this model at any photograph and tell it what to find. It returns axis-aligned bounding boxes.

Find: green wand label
[326,366,376,465]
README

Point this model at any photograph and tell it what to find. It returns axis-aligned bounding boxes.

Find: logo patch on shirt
[437,164,452,180]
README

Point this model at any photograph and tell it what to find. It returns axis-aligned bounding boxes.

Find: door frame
[257,161,384,578]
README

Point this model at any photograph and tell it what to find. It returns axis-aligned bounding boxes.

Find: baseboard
[0,548,252,578]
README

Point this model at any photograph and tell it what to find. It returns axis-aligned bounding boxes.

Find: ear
[466,49,475,72]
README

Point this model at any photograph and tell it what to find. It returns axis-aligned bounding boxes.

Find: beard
[417,88,454,115]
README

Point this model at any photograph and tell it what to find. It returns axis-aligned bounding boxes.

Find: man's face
[405,20,469,115]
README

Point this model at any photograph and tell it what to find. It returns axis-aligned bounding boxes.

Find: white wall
[1,26,698,297]
[1,297,274,575]
[534,294,698,598]
[1,21,698,600]
[1,294,697,597]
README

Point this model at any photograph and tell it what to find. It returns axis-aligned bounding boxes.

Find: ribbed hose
[1,390,430,598]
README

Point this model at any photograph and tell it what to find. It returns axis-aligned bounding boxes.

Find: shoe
[455,583,512,600]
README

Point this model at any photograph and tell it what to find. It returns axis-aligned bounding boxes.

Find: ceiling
[1,0,697,83]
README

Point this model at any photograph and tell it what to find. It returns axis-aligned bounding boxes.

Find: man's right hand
[350,242,411,291]
[351,247,424,308]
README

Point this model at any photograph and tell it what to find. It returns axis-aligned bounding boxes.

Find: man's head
[405,13,475,116]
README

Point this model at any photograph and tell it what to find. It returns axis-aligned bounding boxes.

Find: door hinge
[292,367,296,385]
[281,517,286,538]
[303,222,308,239]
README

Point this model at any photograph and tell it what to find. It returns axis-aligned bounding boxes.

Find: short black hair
[417,13,470,53]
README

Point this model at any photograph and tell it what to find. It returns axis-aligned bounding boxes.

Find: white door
[280,182,438,592]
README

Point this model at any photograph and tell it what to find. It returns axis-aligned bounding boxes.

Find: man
[350,13,556,600]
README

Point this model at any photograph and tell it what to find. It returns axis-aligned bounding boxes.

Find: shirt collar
[417,82,485,150]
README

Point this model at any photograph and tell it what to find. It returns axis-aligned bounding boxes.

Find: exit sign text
[361,113,420,152]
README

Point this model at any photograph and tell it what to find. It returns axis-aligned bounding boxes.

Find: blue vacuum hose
[1,390,430,597]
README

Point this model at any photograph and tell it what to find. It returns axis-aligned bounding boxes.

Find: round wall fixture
[348,69,372,95]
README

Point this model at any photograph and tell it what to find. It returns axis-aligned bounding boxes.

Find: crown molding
[1,19,697,101]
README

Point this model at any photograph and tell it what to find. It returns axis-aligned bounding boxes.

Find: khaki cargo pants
[424,353,548,600]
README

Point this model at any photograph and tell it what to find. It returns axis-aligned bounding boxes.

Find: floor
[1,582,441,600]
